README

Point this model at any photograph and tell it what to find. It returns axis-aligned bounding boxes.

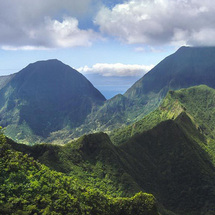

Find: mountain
[3,47,215,144]
[123,46,215,119]
[68,47,215,140]
[125,46,215,98]
[0,59,106,144]
[8,132,142,196]
[110,86,215,214]
[5,131,174,214]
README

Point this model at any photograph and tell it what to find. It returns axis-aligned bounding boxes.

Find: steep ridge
[110,85,215,143]
[8,132,142,196]
[0,60,106,144]
[0,74,14,90]
[108,86,215,214]
[111,85,215,164]
[120,112,215,214]
[124,46,215,120]
[0,134,158,215]
[110,88,185,145]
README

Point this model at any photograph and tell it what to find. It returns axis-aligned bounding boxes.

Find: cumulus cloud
[95,0,215,46]
[0,0,100,49]
[78,63,154,77]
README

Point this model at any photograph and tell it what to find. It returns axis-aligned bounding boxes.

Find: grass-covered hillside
[108,85,215,214]
[111,85,215,149]
[110,88,185,146]
[119,112,215,214]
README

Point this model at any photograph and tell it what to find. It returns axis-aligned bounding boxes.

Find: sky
[1,0,215,99]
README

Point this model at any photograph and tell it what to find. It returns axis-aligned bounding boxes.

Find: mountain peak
[125,46,215,98]
[0,60,106,142]
[27,59,64,67]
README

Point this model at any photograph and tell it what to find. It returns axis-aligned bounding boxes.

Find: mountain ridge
[60,46,215,143]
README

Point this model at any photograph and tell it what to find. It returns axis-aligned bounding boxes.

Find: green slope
[110,89,185,145]
[0,131,158,215]
[111,85,215,149]
[119,112,215,214]
[166,85,215,162]
[107,85,215,214]
[7,102,215,214]
[8,132,142,197]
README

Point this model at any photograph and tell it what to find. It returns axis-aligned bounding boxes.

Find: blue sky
[0,0,214,98]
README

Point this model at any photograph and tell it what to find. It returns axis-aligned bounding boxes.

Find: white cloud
[0,0,100,49]
[0,16,98,49]
[2,0,215,49]
[95,0,215,46]
[78,63,154,77]
[1,46,49,51]
[44,17,98,48]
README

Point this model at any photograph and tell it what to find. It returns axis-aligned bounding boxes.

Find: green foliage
[167,85,215,161]
[118,112,215,214]
[0,138,158,215]
[3,85,215,214]
[108,85,215,214]
[9,133,141,197]
[110,90,184,145]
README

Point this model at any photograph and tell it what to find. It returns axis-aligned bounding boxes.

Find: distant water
[85,74,141,99]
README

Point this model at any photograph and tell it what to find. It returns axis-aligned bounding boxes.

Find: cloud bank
[2,0,215,49]
[0,0,99,49]
[95,0,215,46]
[78,63,154,77]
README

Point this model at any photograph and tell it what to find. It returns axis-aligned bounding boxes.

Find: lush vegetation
[7,99,215,214]
[111,85,215,150]
[110,90,184,145]
[121,113,215,214]
[109,86,215,214]
[0,130,158,215]
[9,133,141,197]
[168,85,215,163]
